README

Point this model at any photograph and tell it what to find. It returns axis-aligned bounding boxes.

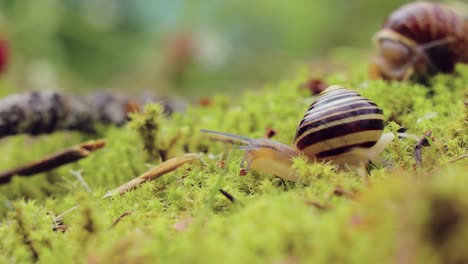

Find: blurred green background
[0,0,446,97]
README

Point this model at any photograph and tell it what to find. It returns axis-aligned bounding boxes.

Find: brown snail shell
[293,85,385,163]
[370,1,468,81]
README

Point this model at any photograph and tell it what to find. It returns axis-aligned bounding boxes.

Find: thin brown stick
[109,211,133,229]
[428,153,468,175]
[447,153,468,164]
[14,205,39,261]
[332,186,355,199]
[104,153,198,197]
[219,189,236,203]
[304,199,330,210]
[219,188,244,206]
[0,139,106,184]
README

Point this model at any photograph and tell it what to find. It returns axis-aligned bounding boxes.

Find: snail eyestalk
[200,129,252,145]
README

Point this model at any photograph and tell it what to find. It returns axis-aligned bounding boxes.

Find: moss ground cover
[0,63,467,263]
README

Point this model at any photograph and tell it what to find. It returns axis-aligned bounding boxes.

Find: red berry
[0,38,9,74]
[239,169,248,176]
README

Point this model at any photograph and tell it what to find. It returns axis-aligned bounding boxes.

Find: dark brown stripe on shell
[296,107,383,138]
[308,88,353,108]
[384,2,431,43]
[307,93,361,111]
[316,141,377,159]
[298,101,380,129]
[296,119,384,150]
[307,97,375,115]
[316,87,351,98]
[384,2,463,45]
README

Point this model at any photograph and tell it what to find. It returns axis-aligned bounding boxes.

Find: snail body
[370,1,468,81]
[202,85,396,181]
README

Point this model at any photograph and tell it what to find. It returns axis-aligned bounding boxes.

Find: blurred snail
[369,1,468,81]
[202,85,411,181]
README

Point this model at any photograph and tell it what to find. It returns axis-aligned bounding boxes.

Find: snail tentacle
[200,129,252,145]
[416,37,457,73]
[419,37,455,50]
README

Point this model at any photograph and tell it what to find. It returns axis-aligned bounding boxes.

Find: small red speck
[300,79,327,95]
[217,160,225,168]
[166,33,195,67]
[198,98,213,107]
[124,100,142,114]
[172,217,195,232]
[264,126,277,139]
[349,213,366,227]
[0,38,9,74]
[239,169,248,176]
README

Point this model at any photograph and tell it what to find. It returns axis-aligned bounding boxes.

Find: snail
[369,1,468,81]
[201,85,407,181]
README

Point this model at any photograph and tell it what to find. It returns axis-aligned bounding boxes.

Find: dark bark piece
[0,90,184,138]
[0,139,106,184]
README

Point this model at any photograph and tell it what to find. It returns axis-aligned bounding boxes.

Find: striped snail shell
[294,86,384,162]
[370,1,468,81]
[201,85,393,181]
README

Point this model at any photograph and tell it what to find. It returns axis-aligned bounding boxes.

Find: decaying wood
[104,153,198,197]
[0,139,106,184]
[0,90,182,138]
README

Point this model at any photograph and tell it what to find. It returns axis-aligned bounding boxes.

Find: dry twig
[332,186,355,199]
[428,153,468,175]
[0,139,106,184]
[304,199,330,210]
[104,153,198,197]
[110,211,133,229]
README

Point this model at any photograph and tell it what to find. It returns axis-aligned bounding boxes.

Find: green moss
[128,103,165,161]
[0,62,467,263]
